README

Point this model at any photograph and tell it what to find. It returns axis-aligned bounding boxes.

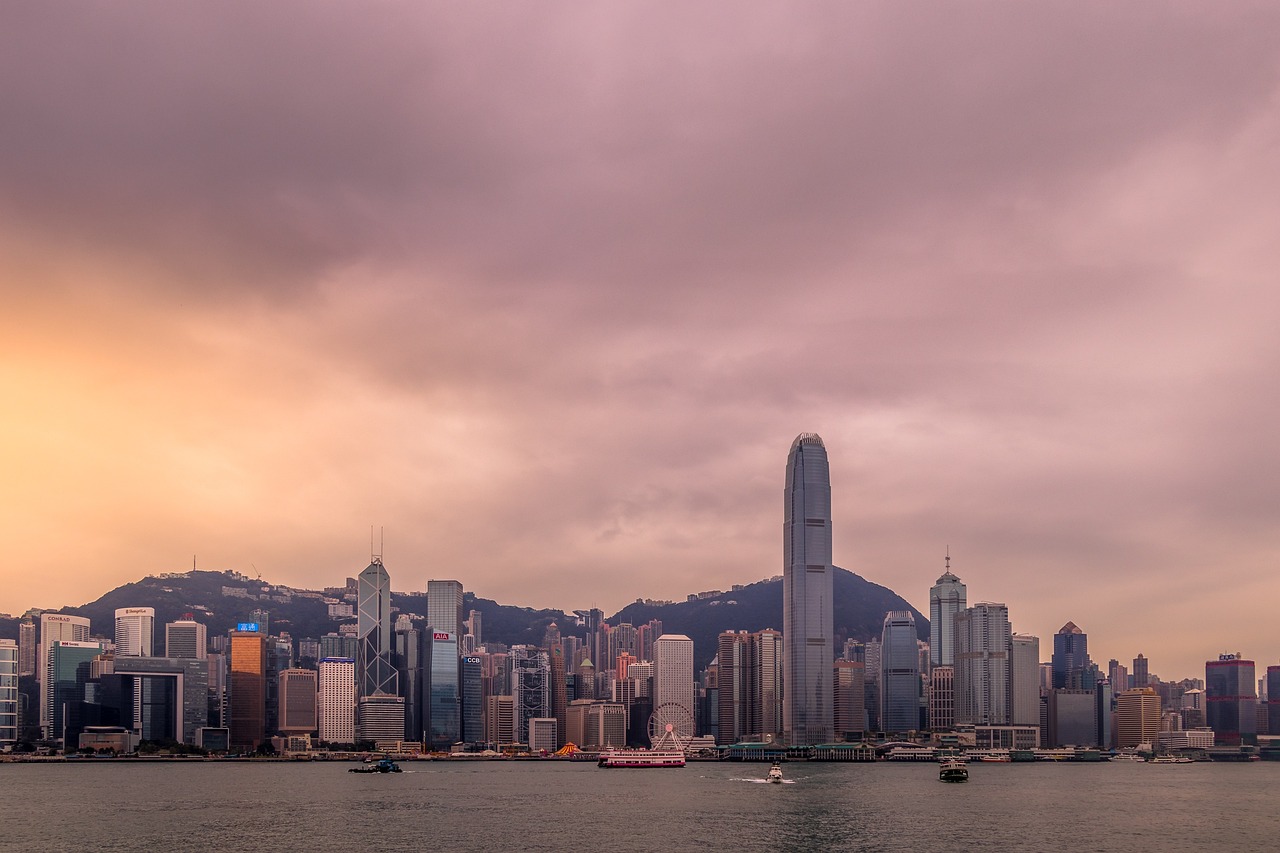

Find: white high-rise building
[1010,633,1041,729]
[165,617,208,659]
[318,657,356,744]
[0,639,17,746]
[954,603,1011,726]
[783,433,834,745]
[929,561,967,667]
[652,634,695,740]
[38,613,91,737]
[114,607,155,657]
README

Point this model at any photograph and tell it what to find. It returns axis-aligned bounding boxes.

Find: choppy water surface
[3,759,1276,852]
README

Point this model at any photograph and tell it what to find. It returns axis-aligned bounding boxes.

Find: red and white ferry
[596,749,686,768]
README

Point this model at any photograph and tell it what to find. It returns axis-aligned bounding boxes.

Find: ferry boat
[1150,755,1193,764]
[939,759,969,783]
[767,762,784,783]
[349,757,402,773]
[596,749,686,768]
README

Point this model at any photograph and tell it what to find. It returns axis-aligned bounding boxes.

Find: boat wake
[730,777,797,784]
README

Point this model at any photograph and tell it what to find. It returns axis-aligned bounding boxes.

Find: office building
[653,634,695,739]
[319,634,358,661]
[1047,689,1098,747]
[39,613,91,737]
[954,603,1010,727]
[1115,687,1161,749]
[105,656,209,745]
[927,665,954,731]
[114,607,155,657]
[165,617,208,660]
[929,561,966,667]
[511,645,550,746]
[717,629,783,744]
[427,580,465,637]
[1108,659,1129,696]
[318,658,356,744]
[528,717,558,753]
[1132,654,1149,689]
[880,611,920,733]
[1267,666,1280,737]
[48,640,105,742]
[1206,654,1256,746]
[393,625,423,742]
[834,660,868,737]
[357,558,398,699]
[485,694,515,748]
[426,631,460,750]
[278,668,318,734]
[229,629,267,751]
[18,619,36,676]
[460,655,484,745]
[357,694,407,745]
[1052,622,1093,690]
[782,432,834,745]
[1010,634,1040,729]
[0,640,17,745]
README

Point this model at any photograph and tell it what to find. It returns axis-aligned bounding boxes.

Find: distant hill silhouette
[613,566,927,671]
[0,566,926,670]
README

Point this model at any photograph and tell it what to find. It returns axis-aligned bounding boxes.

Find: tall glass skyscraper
[1051,622,1092,689]
[357,558,398,698]
[880,611,920,733]
[783,433,833,746]
[929,562,966,667]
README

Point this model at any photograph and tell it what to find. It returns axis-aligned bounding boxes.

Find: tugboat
[767,762,784,784]
[939,759,969,783]
[349,757,402,773]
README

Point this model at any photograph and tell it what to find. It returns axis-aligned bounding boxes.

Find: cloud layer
[3,2,1280,678]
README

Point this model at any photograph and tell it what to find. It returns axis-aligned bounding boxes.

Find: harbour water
[4,759,1277,852]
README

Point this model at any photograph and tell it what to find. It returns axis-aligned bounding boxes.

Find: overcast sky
[3,2,1279,679]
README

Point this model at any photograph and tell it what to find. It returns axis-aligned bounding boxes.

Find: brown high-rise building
[485,694,514,748]
[229,630,267,750]
[835,660,869,737]
[1115,687,1161,748]
[278,668,318,734]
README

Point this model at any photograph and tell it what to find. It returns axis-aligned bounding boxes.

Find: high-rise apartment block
[1010,633,1040,729]
[782,433,834,745]
[717,629,782,744]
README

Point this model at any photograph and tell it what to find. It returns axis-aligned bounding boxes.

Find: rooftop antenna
[945,545,950,571]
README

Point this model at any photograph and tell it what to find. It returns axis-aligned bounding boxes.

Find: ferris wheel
[648,702,695,751]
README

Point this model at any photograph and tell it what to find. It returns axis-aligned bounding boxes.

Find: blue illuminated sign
[236,622,260,633]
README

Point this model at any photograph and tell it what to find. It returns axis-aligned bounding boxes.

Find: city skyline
[4,3,1280,685]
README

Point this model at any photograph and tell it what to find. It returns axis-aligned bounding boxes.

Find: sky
[2,2,1279,680]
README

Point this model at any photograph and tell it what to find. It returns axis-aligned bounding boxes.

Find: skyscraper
[653,634,695,740]
[38,613,91,738]
[165,617,208,660]
[425,630,460,750]
[0,639,17,746]
[114,607,155,657]
[1206,654,1256,746]
[1051,622,1092,689]
[229,629,267,751]
[427,579,465,636]
[783,432,834,745]
[954,603,1011,727]
[1132,653,1149,689]
[880,611,920,733]
[317,657,356,744]
[357,558,398,699]
[929,560,966,667]
[1010,633,1041,730]
[511,645,550,746]
[18,619,36,677]
[278,668,318,734]
[1115,687,1161,748]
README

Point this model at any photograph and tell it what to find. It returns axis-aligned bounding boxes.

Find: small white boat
[767,762,784,783]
